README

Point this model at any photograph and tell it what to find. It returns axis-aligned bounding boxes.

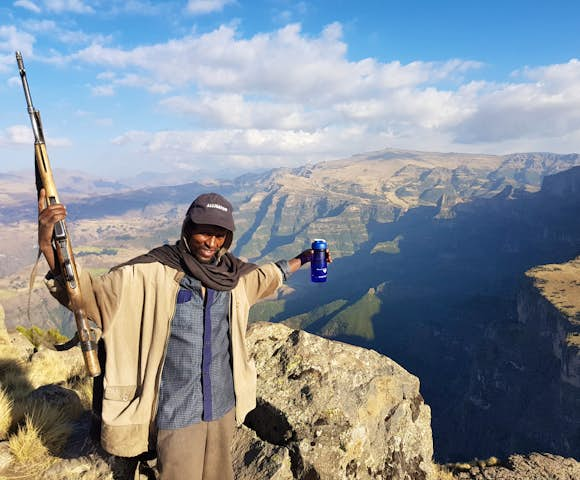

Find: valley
[1,148,579,461]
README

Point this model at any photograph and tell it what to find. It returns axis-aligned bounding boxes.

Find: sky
[1,0,580,181]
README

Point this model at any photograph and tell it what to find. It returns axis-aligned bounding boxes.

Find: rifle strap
[27,248,42,326]
[28,246,80,351]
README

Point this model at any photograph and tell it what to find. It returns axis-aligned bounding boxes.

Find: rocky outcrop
[461,257,580,459]
[0,324,580,480]
[233,322,435,480]
[522,258,580,387]
[450,453,580,480]
[3,321,579,479]
[0,322,434,479]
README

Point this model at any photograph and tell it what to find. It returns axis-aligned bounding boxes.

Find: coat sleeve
[44,266,126,330]
[240,263,284,306]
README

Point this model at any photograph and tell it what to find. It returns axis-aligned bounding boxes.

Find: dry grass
[65,370,94,411]
[527,257,580,323]
[9,415,49,462]
[9,401,76,463]
[7,415,57,479]
[0,326,95,479]
[27,348,85,389]
[0,343,20,363]
[0,386,13,440]
[435,464,457,479]
[0,327,9,345]
[0,345,33,406]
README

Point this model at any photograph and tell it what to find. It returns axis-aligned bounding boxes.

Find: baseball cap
[185,193,235,232]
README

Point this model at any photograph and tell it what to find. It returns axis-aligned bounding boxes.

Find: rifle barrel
[15,52,101,378]
[15,52,43,143]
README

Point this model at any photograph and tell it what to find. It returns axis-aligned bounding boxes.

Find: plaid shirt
[156,275,235,429]
[156,260,291,429]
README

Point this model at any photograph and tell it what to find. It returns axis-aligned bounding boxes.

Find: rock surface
[460,257,580,459]
[450,453,580,480]
[2,322,580,479]
[233,322,435,480]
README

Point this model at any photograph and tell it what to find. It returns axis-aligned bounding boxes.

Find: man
[38,189,329,480]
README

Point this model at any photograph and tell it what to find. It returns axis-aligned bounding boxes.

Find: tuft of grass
[9,414,49,463]
[65,371,94,411]
[0,355,33,406]
[7,414,57,480]
[435,464,456,479]
[9,401,76,463]
[0,386,13,440]
[46,328,69,345]
[15,325,69,350]
[27,349,85,389]
[16,325,44,348]
[0,323,96,479]
[0,326,9,345]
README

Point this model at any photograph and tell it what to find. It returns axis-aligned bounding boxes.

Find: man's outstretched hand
[288,248,332,273]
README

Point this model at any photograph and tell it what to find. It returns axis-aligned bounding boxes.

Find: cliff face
[233,322,435,480]
[462,257,580,459]
[0,321,435,480]
[521,259,580,388]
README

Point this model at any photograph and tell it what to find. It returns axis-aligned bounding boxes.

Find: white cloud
[43,0,94,14]
[108,0,165,15]
[185,0,234,15]
[521,58,580,94]
[452,59,580,144]
[0,26,34,74]
[91,84,115,96]
[22,19,112,45]
[0,25,35,58]
[59,22,576,173]
[0,124,73,147]
[160,94,326,130]
[69,22,479,104]
[110,126,390,174]
[13,0,42,13]
[0,125,33,144]
[4,18,579,177]
[7,75,21,87]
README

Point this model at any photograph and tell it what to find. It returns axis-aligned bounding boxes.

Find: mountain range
[0,147,579,462]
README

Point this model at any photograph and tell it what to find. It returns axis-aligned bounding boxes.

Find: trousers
[156,408,235,480]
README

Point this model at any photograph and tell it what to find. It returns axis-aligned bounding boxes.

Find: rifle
[16,52,101,377]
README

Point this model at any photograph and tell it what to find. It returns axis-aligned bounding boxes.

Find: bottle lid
[311,239,327,250]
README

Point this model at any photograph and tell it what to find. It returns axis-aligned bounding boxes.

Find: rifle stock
[16,52,101,377]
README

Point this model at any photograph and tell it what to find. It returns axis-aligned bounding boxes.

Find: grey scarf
[113,240,257,291]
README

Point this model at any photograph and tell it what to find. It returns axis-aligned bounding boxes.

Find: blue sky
[1,0,579,180]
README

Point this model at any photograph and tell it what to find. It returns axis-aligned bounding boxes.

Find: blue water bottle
[311,239,328,283]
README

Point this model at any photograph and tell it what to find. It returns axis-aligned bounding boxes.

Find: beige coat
[47,261,283,457]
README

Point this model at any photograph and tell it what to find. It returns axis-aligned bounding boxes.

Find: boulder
[234,322,434,480]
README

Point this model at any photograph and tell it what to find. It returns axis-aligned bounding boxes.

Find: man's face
[186,223,228,263]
